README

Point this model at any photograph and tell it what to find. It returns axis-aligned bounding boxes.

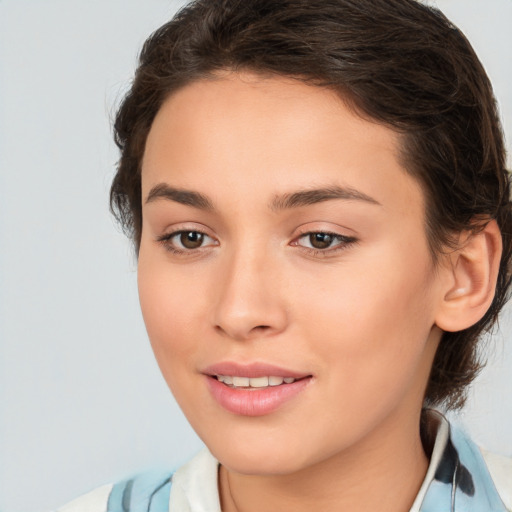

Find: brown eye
[180,231,204,249]
[309,232,335,249]
[158,229,218,254]
[294,231,357,254]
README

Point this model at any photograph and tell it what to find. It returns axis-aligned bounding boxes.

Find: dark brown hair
[111,0,512,409]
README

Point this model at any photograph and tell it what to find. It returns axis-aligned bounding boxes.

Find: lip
[202,361,309,379]
[202,361,313,416]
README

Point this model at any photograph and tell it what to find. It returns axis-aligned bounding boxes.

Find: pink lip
[202,361,309,379]
[202,362,313,416]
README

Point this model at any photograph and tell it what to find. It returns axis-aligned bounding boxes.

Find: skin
[138,73,452,511]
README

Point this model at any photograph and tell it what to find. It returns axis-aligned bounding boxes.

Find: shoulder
[56,484,112,512]
[54,449,219,512]
[55,470,173,512]
[481,448,512,511]
[419,410,512,511]
[448,417,512,511]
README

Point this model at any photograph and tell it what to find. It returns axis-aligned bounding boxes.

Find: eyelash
[156,230,358,257]
[157,230,218,255]
[292,231,358,257]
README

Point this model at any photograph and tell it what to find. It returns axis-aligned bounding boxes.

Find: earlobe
[435,219,502,332]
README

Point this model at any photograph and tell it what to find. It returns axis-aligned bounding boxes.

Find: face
[138,74,445,475]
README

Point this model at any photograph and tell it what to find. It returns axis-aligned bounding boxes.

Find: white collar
[169,448,221,511]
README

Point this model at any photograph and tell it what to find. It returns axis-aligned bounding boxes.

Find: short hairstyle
[111,0,512,409]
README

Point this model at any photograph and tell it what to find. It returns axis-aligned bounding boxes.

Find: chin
[201,427,322,476]
[216,448,308,476]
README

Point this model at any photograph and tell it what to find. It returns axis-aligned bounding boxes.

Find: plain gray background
[0,1,511,511]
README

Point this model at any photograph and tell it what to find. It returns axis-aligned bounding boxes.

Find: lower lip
[206,376,312,416]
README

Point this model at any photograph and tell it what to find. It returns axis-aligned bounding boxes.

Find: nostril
[214,323,274,341]
[253,325,271,332]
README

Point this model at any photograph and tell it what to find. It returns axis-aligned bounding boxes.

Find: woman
[60,0,512,510]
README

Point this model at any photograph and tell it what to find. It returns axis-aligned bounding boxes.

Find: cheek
[293,246,437,401]
[137,254,203,370]
[137,260,213,423]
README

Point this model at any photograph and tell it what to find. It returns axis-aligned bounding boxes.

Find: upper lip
[202,361,311,379]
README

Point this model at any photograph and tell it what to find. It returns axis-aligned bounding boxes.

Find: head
[111,0,511,431]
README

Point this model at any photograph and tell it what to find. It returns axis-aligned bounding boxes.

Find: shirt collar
[413,409,507,512]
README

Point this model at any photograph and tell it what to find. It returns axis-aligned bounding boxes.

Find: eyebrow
[144,183,380,211]
[269,186,381,211]
[145,183,214,210]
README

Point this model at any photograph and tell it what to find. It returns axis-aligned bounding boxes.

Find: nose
[212,247,288,341]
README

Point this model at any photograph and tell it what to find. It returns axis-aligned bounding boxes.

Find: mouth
[213,375,306,389]
[203,363,313,416]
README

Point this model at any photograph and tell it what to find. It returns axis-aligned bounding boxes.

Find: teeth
[232,376,250,387]
[216,375,296,388]
[249,376,269,388]
[269,376,284,386]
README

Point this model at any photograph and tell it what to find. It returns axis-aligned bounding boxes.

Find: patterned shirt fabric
[57,410,511,512]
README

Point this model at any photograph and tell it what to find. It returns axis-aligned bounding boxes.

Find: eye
[294,231,357,252]
[176,231,207,249]
[157,230,218,253]
[302,232,337,249]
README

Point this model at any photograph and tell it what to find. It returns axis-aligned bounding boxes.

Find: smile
[215,375,297,388]
[206,374,312,416]
[202,362,313,415]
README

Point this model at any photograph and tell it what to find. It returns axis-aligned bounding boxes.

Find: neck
[219,407,429,512]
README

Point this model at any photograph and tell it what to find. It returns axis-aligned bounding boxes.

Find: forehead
[142,73,425,220]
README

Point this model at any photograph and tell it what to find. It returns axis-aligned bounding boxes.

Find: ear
[435,219,502,332]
